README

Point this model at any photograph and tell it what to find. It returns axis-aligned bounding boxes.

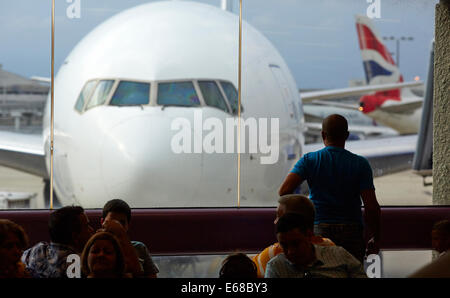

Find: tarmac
[0,165,434,209]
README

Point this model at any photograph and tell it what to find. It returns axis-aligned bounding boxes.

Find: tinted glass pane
[86,80,114,109]
[110,81,150,106]
[157,82,200,107]
[198,81,229,112]
[220,81,239,114]
[75,80,96,112]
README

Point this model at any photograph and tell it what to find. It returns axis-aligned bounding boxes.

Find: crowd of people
[0,115,448,278]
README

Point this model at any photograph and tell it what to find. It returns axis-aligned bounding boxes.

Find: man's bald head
[322,114,349,144]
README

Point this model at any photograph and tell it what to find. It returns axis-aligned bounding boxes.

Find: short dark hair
[278,194,315,224]
[0,219,29,250]
[102,199,131,223]
[433,220,450,237]
[219,253,257,278]
[322,114,349,142]
[276,213,313,235]
[48,206,85,245]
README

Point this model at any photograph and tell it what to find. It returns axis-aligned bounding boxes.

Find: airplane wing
[305,101,360,110]
[0,131,47,178]
[378,100,423,114]
[300,81,423,102]
[30,76,51,84]
[304,135,417,177]
[305,122,397,137]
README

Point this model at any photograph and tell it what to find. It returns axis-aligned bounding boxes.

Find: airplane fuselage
[365,106,421,135]
[42,2,305,208]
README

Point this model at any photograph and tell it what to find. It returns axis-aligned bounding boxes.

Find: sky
[0,0,437,89]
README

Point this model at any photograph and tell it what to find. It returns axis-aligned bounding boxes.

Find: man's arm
[133,242,159,278]
[278,173,304,196]
[360,189,381,256]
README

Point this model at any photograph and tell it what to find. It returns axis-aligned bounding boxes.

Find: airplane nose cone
[100,113,202,207]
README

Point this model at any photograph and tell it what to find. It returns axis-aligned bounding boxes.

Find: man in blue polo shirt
[278,114,380,262]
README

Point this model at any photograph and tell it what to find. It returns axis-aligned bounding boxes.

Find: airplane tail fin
[355,15,402,100]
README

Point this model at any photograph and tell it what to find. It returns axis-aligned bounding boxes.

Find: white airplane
[301,15,424,135]
[0,1,418,208]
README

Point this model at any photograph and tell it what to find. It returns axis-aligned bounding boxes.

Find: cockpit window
[75,80,96,112]
[86,80,114,110]
[198,81,229,113]
[110,81,150,106]
[219,81,240,114]
[157,82,200,107]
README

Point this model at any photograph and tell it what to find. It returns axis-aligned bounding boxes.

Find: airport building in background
[0,65,48,131]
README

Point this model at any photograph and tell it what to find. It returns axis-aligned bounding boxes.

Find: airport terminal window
[219,81,240,114]
[74,80,97,112]
[109,81,150,106]
[198,81,229,113]
[85,80,115,110]
[157,81,200,107]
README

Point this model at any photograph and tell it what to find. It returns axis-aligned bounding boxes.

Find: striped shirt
[265,245,367,278]
[252,236,335,278]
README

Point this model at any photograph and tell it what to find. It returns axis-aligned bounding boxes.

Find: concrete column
[433,0,450,205]
[11,111,22,131]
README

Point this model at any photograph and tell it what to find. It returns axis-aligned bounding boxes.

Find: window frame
[84,79,117,112]
[155,79,204,108]
[218,80,242,115]
[74,79,99,114]
[108,80,152,107]
[74,78,241,116]
[196,79,232,114]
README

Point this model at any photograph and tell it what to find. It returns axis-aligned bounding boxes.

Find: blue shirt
[265,245,367,278]
[291,146,374,224]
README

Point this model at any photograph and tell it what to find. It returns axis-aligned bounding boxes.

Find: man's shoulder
[25,241,49,252]
[316,244,346,253]
[315,244,350,259]
[131,240,148,249]
[267,253,287,267]
[131,240,150,255]
[308,147,328,156]
[345,150,370,163]
[315,245,359,264]
[24,241,76,259]
[298,148,325,163]
[22,242,48,260]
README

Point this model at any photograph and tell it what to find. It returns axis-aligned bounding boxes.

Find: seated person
[431,219,450,256]
[22,206,94,278]
[81,232,128,278]
[219,253,257,278]
[253,194,334,277]
[0,219,30,278]
[409,248,450,278]
[100,199,159,278]
[265,213,366,278]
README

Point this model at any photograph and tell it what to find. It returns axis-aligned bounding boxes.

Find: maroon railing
[1,206,448,254]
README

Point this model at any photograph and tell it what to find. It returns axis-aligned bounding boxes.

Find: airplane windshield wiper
[161,104,188,110]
